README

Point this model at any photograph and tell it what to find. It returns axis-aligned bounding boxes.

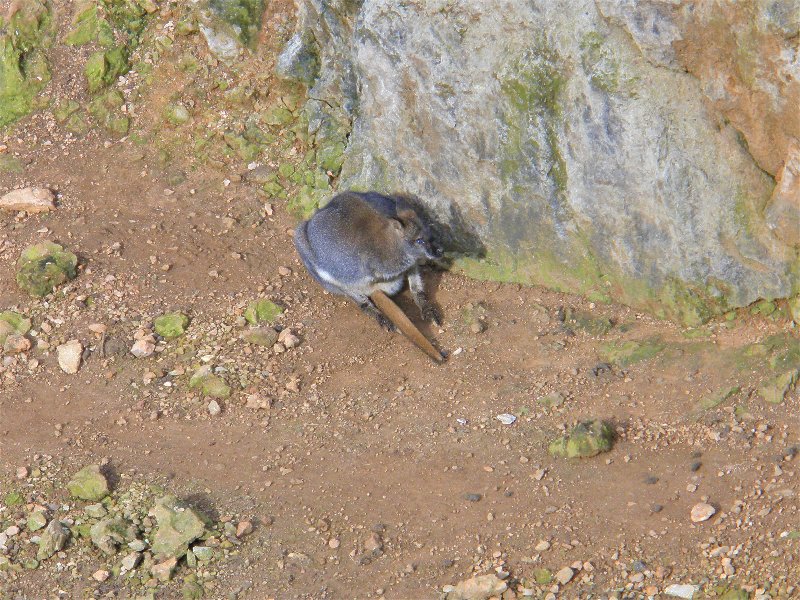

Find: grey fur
[294,191,443,329]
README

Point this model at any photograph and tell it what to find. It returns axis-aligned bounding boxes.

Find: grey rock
[149,495,207,560]
[90,517,138,555]
[283,0,797,323]
[37,519,70,561]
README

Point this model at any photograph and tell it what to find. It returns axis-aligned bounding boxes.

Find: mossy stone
[548,420,615,458]
[67,464,110,501]
[163,103,191,125]
[0,311,31,344]
[53,99,80,123]
[4,491,24,506]
[16,242,78,297]
[788,295,800,324]
[154,312,190,339]
[532,568,552,584]
[241,326,278,347]
[719,588,750,600]
[263,104,294,126]
[759,369,799,404]
[696,386,740,411]
[27,511,47,532]
[150,495,207,560]
[244,299,284,325]
[0,155,25,173]
[189,366,231,398]
[85,47,129,93]
[208,0,265,46]
[316,141,346,174]
[562,307,613,336]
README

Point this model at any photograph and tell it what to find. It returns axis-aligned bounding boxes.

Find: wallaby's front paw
[421,304,442,326]
[376,313,397,332]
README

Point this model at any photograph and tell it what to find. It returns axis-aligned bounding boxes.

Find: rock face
[280,0,800,324]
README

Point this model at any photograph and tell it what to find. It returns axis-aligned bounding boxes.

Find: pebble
[495,413,517,425]
[278,266,292,276]
[690,502,716,523]
[0,187,56,213]
[92,569,110,582]
[665,583,698,599]
[208,400,222,416]
[121,551,141,571]
[56,340,83,374]
[278,328,300,349]
[130,338,155,358]
[464,493,482,502]
[4,334,31,354]
[555,567,574,585]
[236,521,253,538]
[328,538,340,549]
[16,467,28,479]
[535,540,551,552]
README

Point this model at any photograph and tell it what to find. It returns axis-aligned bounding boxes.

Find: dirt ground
[2,2,800,600]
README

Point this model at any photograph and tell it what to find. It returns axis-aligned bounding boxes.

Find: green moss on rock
[189,366,231,398]
[16,242,78,297]
[89,89,129,135]
[85,47,129,92]
[244,299,284,325]
[759,369,799,404]
[599,338,665,367]
[154,312,190,338]
[208,0,265,46]
[0,311,32,345]
[67,465,110,501]
[0,0,53,129]
[548,420,615,458]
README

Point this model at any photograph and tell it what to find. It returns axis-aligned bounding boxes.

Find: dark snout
[427,240,444,260]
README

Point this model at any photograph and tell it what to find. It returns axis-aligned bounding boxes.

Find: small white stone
[665,583,698,599]
[690,502,716,523]
[535,540,551,552]
[92,569,110,582]
[495,413,517,425]
[56,340,82,374]
[555,566,574,585]
[208,400,221,416]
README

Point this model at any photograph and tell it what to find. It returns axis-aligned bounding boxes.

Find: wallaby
[294,191,443,330]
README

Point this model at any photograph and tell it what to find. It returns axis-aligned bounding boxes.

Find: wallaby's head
[393,206,443,262]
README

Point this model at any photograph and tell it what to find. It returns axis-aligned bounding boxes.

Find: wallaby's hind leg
[348,292,396,332]
[408,267,442,325]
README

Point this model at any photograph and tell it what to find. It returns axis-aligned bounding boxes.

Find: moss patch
[208,0,265,47]
[548,420,615,458]
[0,0,53,129]
[244,299,284,325]
[599,338,665,367]
[16,242,78,297]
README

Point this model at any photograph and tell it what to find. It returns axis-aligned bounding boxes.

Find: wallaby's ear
[389,218,404,232]
[396,208,417,225]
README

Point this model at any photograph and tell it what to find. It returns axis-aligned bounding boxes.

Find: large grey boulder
[279,0,799,324]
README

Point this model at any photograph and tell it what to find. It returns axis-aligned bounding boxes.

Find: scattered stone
[0,186,55,213]
[0,312,31,345]
[15,466,29,479]
[555,566,574,585]
[151,556,178,582]
[189,366,231,398]
[149,495,207,560]
[4,334,31,355]
[67,465,109,501]
[121,551,141,571]
[208,400,222,416]
[535,540,551,552]
[241,326,278,347]
[665,583,699,599]
[278,328,300,349]
[244,299,284,325]
[549,420,615,458]
[130,337,156,358]
[444,573,508,600]
[690,503,716,523]
[328,538,340,549]
[56,340,83,374]
[495,413,517,425]
[153,312,190,338]
[16,242,78,297]
[236,520,253,538]
[759,369,799,404]
[92,569,110,582]
[192,545,214,561]
[37,519,70,561]
[90,517,138,555]
[464,493,482,502]
[84,503,108,519]
[27,511,47,532]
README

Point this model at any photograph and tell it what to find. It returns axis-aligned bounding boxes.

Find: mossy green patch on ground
[16,242,78,297]
[85,47,130,92]
[4,490,24,506]
[189,367,231,398]
[88,89,129,134]
[0,0,53,129]
[696,386,740,411]
[208,0,265,46]
[244,299,284,325]
[562,307,613,336]
[64,3,115,47]
[599,338,665,367]
[0,155,25,173]
[548,420,615,458]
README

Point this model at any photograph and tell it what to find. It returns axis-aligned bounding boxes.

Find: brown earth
[1,2,800,600]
